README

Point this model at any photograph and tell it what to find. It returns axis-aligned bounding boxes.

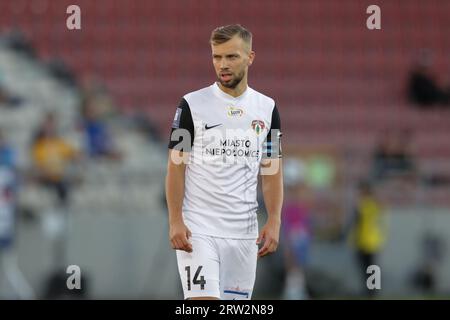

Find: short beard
[218,70,245,89]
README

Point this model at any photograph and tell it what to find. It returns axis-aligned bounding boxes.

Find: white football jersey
[169,82,281,239]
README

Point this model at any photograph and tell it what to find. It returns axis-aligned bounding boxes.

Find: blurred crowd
[0,32,141,298]
[1,26,449,299]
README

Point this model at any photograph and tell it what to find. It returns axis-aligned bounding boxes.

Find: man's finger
[258,247,269,257]
[176,238,186,251]
[268,242,277,253]
[175,234,192,253]
[182,239,193,252]
[171,239,178,250]
[173,238,183,250]
[259,237,279,257]
[180,234,191,248]
[256,231,265,245]
[259,245,274,258]
[258,238,272,257]
[179,235,188,246]
[272,241,279,251]
[267,240,279,254]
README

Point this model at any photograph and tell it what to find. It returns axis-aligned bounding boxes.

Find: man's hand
[256,218,281,258]
[169,219,193,253]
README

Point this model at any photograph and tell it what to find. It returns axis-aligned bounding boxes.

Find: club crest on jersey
[251,120,265,135]
[227,106,244,118]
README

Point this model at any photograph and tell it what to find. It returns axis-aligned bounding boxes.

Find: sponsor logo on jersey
[204,123,222,130]
[251,120,265,135]
[204,138,260,158]
[227,106,244,118]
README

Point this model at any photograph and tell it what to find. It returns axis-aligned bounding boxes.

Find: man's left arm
[258,159,283,257]
[257,104,283,258]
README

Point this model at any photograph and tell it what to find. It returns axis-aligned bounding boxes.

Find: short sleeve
[168,98,195,152]
[263,105,282,159]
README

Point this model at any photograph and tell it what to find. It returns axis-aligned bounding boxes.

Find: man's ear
[248,51,255,66]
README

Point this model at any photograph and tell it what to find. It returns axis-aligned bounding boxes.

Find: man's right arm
[165,98,195,253]
[166,150,192,253]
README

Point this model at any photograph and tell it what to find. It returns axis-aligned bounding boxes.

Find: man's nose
[219,59,229,70]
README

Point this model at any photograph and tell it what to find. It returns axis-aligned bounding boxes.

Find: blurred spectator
[78,76,122,160]
[46,58,78,88]
[0,81,23,108]
[345,181,387,297]
[132,111,163,143]
[0,129,17,248]
[0,130,34,299]
[408,49,449,108]
[0,29,36,59]
[281,158,312,300]
[80,75,116,116]
[371,129,417,182]
[411,232,446,295]
[0,129,16,170]
[31,112,79,207]
[31,114,83,299]
[80,101,122,160]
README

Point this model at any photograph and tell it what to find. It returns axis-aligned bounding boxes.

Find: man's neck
[218,79,248,98]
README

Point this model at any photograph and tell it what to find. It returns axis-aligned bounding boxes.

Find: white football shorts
[176,233,258,300]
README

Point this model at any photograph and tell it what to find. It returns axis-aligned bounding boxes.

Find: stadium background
[0,0,449,299]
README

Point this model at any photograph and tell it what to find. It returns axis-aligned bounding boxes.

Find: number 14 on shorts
[185,265,206,290]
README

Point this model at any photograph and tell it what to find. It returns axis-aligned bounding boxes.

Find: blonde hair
[210,24,252,48]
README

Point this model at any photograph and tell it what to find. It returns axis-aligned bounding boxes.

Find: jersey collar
[212,82,251,101]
